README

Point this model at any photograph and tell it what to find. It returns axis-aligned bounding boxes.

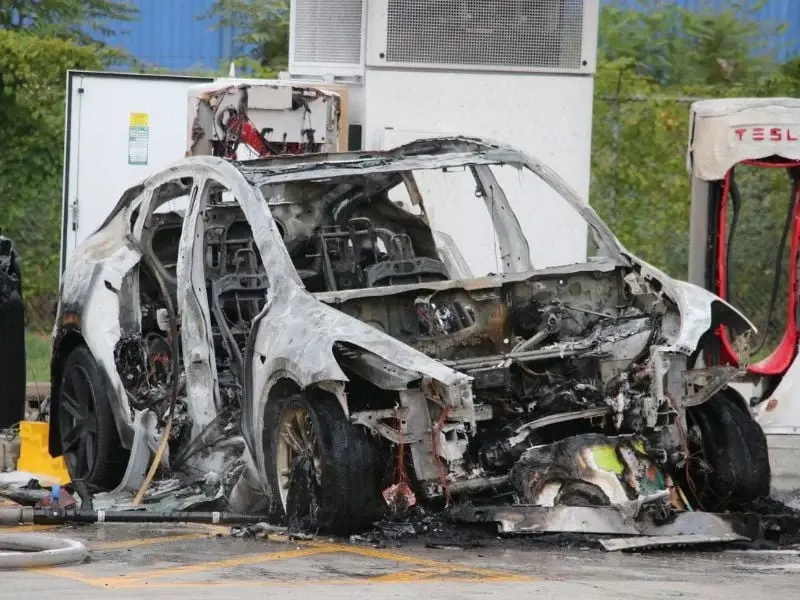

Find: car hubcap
[276,405,321,508]
[59,365,98,480]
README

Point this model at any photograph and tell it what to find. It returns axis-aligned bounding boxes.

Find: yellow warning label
[129,112,149,127]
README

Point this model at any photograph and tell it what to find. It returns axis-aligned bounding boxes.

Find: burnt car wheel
[684,392,770,510]
[57,346,128,490]
[264,392,382,534]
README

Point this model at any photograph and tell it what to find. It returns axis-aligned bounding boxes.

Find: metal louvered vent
[291,0,364,69]
[385,0,585,71]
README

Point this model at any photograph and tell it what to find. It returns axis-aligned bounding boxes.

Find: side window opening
[489,164,589,269]
[412,166,501,277]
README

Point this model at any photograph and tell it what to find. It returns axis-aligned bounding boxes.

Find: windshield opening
[258,160,606,293]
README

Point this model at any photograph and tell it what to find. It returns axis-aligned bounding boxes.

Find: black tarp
[0,235,25,429]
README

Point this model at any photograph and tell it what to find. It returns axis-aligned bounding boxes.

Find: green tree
[202,0,289,76]
[599,0,784,86]
[0,31,111,327]
[0,0,137,43]
[0,2,134,328]
[593,3,800,355]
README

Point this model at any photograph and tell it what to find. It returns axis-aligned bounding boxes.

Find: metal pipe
[447,475,509,495]
[0,506,280,528]
[444,343,590,370]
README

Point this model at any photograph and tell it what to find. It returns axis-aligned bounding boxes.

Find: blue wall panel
[103,0,800,72]
[104,0,233,71]
[604,0,800,61]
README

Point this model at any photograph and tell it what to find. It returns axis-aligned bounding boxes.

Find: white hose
[0,533,88,569]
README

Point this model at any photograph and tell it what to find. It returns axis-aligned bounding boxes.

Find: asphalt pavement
[1,522,797,599]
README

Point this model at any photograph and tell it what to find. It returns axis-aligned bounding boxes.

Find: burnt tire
[686,392,770,510]
[263,392,382,535]
[57,346,128,491]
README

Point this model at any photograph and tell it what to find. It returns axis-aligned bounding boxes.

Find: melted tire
[264,392,383,535]
[57,346,128,490]
[688,393,771,510]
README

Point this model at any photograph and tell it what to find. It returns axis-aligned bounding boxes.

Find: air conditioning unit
[289,0,598,79]
[289,0,366,78]
[366,0,598,75]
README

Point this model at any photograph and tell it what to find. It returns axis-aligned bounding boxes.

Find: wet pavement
[1,522,798,599]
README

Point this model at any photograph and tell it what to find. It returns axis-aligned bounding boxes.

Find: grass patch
[25,330,51,383]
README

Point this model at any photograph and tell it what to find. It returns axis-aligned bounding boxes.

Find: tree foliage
[599,0,784,86]
[592,3,800,354]
[0,29,111,327]
[0,0,137,43]
[202,0,289,77]
[592,3,800,275]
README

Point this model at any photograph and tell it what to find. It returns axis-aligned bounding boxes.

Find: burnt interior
[267,174,449,293]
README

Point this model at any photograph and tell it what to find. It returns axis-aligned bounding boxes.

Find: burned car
[49,137,769,533]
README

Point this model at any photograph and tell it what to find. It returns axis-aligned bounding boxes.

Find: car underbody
[49,137,770,534]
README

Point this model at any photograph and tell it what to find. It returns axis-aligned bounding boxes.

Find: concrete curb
[25,383,49,402]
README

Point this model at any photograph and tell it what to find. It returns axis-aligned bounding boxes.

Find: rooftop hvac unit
[289,0,598,79]
[289,0,366,77]
[367,0,597,74]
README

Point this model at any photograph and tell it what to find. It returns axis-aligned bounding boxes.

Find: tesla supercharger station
[284,0,599,274]
[61,1,599,275]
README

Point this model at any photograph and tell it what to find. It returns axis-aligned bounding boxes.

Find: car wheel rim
[59,364,99,481]
[276,405,321,508]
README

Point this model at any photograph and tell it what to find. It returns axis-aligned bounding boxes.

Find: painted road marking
[30,533,535,588]
[0,525,57,533]
[90,532,214,550]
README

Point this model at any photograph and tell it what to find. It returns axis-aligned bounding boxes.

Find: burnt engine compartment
[330,269,673,477]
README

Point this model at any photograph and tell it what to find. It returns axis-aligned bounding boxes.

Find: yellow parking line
[367,567,454,582]
[29,567,104,588]
[33,530,532,589]
[327,542,532,580]
[90,532,214,550]
[0,525,57,533]
[103,545,342,585]
[38,545,340,588]
[68,572,538,590]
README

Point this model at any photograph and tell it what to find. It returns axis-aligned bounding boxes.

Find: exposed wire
[430,405,452,505]
[667,392,702,512]
[394,419,410,487]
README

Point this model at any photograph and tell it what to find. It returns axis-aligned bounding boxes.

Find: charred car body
[49,137,769,533]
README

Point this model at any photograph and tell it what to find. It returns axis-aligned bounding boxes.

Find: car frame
[49,137,768,533]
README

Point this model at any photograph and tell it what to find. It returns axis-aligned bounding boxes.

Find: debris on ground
[92,474,225,513]
[230,522,287,538]
[0,477,77,508]
[336,493,800,553]
[599,533,748,552]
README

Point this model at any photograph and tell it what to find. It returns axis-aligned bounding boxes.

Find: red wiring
[431,405,452,505]
[395,423,409,486]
